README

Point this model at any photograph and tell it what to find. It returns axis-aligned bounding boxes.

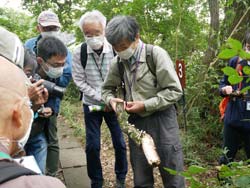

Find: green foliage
[222,66,243,85]
[165,165,207,188]
[219,38,250,92]
[22,0,207,60]
[218,49,238,59]
[0,7,36,42]
[218,161,250,188]
[23,0,86,32]
[165,160,250,188]
[218,38,243,60]
[60,85,85,142]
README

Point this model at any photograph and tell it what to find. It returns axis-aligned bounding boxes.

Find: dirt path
[57,115,163,187]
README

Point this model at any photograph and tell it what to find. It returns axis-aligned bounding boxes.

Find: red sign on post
[176,59,186,88]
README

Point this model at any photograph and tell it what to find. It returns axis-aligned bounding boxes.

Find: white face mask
[41,31,59,38]
[117,45,135,60]
[42,62,64,79]
[85,35,104,50]
[18,108,34,148]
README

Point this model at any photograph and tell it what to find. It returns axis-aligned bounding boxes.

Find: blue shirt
[25,35,72,114]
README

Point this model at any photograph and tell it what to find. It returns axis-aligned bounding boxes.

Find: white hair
[78,10,106,32]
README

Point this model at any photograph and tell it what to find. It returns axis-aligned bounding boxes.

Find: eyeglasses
[40,25,60,32]
[42,58,65,68]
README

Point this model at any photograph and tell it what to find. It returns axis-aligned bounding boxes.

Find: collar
[121,40,146,64]
[0,142,11,159]
[0,151,11,159]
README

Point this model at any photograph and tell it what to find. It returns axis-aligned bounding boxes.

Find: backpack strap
[145,44,157,87]
[80,42,116,70]
[117,57,126,101]
[235,57,243,90]
[145,44,156,76]
[0,160,37,184]
[80,42,88,69]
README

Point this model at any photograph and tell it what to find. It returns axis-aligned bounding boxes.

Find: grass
[60,96,85,144]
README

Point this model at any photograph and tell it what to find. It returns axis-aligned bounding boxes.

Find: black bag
[224,96,250,131]
[0,160,37,184]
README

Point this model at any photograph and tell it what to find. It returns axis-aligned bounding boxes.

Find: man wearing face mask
[25,10,72,176]
[102,16,185,188]
[72,10,127,188]
[24,36,71,175]
[0,56,66,188]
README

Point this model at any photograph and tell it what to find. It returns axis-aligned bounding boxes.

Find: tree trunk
[202,0,219,65]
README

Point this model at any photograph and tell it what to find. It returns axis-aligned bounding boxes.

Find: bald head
[0,57,32,154]
[0,56,28,98]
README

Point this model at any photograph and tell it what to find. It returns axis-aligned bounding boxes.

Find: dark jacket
[25,35,72,114]
[219,56,250,130]
[0,144,66,188]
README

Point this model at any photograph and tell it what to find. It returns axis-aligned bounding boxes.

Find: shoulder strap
[80,43,116,69]
[33,35,42,55]
[112,48,116,57]
[145,44,156,77]
[117,57,126,100]
[235,57,243,90]
[80,42,88,69]
[145,44,157,87]
[0,160,37,184]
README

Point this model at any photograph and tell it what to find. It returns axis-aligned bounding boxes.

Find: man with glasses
[24,35,71,175]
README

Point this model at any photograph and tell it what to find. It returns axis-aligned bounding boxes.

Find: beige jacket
[102,42,183,117]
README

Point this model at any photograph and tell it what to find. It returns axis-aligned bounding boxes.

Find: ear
[36,57,43,65]
[11,101,23,129]
[36,24,42,33]
[135,33,140,40]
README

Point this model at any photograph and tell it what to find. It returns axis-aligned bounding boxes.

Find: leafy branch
[219,38,250,92]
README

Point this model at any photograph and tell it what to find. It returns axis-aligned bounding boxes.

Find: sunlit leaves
[218,49,238,59]
[228,75,243,85]
[222,66,238,76]
[221,66,243,85]
[239,50,250,60]
[240,86,250,94]
[218,38,242,59]
[226,38,242,51]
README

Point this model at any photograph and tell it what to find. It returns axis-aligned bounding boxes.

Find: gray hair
[105,15,139,45]
[78,10,106,31]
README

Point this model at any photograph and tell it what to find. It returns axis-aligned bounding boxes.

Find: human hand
[221,86,233,95]
[28,79,49,111]
[110,98,125,112]
[38,107,53,118]
[28,79,45,100]
[125,101,145,113]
